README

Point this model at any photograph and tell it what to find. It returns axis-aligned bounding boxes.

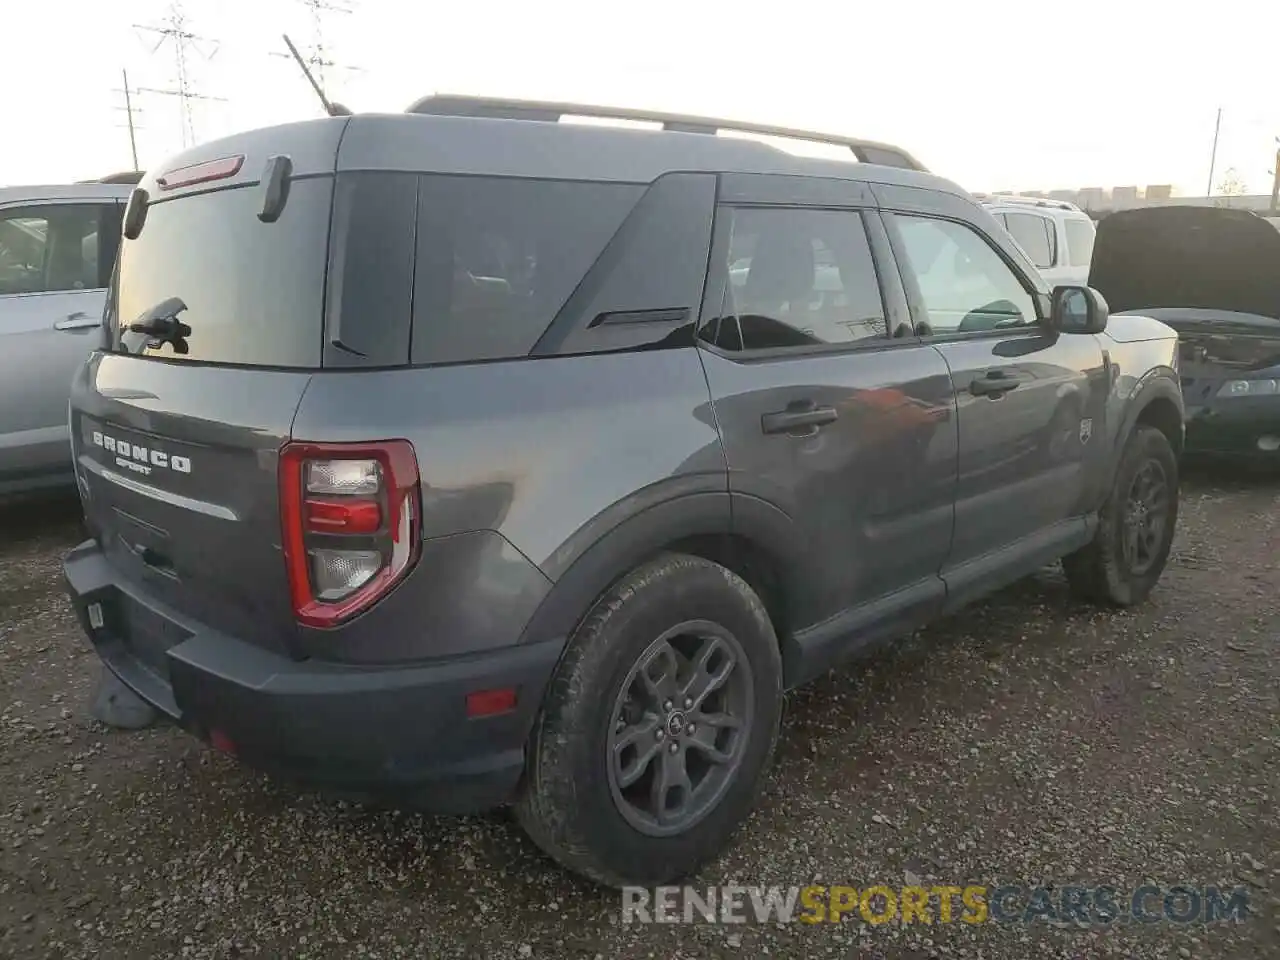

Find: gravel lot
[1,472,1276,960]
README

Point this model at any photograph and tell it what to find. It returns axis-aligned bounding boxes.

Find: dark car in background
[1089,205,1280,462]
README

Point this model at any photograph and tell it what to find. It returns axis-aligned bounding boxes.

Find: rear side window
[411,177,643,364]
[113,180,332,367]
[1064,217,1096,267]
[1003,211,1055,269]
[720,207,886,351]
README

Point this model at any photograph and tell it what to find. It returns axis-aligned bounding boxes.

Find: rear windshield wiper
[127,296,191,353]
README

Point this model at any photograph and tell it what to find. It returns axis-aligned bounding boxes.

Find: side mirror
[1049,284,1108,334]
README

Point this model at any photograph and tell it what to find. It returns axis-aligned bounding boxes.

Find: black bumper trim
[63,540,564,814]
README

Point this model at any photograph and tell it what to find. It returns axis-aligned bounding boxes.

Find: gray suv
[63,97,1183,887]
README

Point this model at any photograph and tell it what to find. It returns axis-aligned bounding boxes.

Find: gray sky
[7,0,1280,195]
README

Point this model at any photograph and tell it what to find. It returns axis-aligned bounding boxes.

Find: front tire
[1064,424,1179,606]
[515,554,783,887]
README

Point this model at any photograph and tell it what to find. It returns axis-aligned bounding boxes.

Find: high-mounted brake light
[280,440,421,628]
[156,155,245,191]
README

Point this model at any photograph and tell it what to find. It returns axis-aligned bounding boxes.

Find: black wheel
[1063,424,1179,606]
[515,554,782,887]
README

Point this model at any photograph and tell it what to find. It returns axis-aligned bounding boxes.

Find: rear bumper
[1184,397,1280,459]
[63,539,563,813]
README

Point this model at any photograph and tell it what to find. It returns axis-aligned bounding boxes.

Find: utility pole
[1270,138,1280,214]
[114,68,143,172]
[135,2,224,149]
[1205,107,1222,197]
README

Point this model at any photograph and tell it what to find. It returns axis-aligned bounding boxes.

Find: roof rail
[976,193,1082,213]
[76,171,144,185]
[406,94,927,172]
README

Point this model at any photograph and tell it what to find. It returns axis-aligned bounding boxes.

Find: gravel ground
[0,473,1276,960]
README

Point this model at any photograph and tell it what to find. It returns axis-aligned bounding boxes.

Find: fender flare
[516,490,809,649]
[1106,370,1184,487]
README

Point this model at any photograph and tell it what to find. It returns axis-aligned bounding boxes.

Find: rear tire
[1064,424,1179,606]
[515,554,782,887]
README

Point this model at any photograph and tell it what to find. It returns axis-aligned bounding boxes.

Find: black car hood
[1089,206,1280,318]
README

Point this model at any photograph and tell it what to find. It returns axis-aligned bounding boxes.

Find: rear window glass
[112,179,332,367]
[1065,217,1096,267]
[411,177,643,364]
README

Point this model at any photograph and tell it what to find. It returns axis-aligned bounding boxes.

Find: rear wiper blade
[128,296,190,341]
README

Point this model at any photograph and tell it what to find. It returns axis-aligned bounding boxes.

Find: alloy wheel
[1121,458,1170,576]
[606,621,754,837]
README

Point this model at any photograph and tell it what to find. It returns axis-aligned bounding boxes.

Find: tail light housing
[279,440,421,627]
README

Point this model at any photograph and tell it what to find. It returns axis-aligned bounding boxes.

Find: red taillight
[156,155,245,191]
[279,440,421,628]
[304,498,381,534]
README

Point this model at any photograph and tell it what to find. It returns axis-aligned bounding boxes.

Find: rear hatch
[71,120,347,659]
[1088,205,1280,388]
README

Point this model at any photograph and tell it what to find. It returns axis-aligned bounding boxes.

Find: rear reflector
[156,155,245,191]
[209,729,236,755]
[466,688,518,718]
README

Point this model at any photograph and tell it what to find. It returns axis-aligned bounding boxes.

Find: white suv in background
[977,195,1096,287]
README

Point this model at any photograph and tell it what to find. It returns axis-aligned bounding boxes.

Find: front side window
[1003,211,1055,269]
[1064,217,1097,267]
[719,206,886,351]
[0,203,117,296]
[894,215,1037,335]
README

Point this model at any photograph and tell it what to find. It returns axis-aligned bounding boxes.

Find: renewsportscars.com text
[622,884,1251,926]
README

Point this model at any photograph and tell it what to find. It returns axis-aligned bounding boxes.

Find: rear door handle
[969,370,1024,397]
[761,402,839,435]
[54,312,102,331]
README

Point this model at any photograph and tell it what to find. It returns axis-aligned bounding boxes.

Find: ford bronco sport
[63,96,1183,887]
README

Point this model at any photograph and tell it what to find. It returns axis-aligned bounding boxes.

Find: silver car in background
[0,180,131,499]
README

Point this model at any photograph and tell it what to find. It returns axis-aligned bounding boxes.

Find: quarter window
[1064,217,1096,268]
[411,177,643,364]
[1002,211,1055,269]
[895,215,1037,334]
[0,203,119,296]
[719,207,886,351]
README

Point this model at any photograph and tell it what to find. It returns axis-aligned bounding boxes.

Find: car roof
[0,182,133,205]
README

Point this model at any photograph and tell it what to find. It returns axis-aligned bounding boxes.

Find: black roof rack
[406,94,927,172]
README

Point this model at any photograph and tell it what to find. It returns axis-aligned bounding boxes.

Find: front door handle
[969,370,1024,397]
[54,312,102,331]
[761,402,839,435]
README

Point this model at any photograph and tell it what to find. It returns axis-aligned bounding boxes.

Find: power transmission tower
[134,2,225,149]
[114,68,145,172]
[272,0,362,106]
